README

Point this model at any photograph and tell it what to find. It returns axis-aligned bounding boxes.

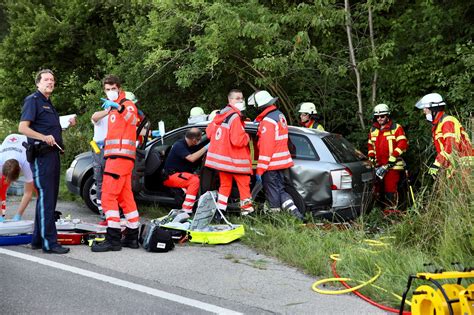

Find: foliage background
[0,0,472,172]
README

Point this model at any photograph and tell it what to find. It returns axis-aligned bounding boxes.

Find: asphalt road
[0,196,387,314]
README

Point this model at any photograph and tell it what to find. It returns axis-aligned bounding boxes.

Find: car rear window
[288,134,320,160]
[322,134,367,163]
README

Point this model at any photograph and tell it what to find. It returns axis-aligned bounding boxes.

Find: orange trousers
[101,158,139,229]
[217,172,253,212]
[163,172,200,213]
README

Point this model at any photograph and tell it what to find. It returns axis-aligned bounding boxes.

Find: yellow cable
[312,265,382,295]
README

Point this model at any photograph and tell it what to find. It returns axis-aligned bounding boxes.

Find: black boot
[91,228,122,252]
[121,227,139,249]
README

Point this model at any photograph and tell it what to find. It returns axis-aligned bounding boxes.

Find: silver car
[66,122,375,220]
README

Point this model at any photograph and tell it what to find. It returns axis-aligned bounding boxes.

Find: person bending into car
[163,128,209,215]
[248,90,304,221]
[205,89,254,216]
[367,104,408,215]
[91,75,140,252]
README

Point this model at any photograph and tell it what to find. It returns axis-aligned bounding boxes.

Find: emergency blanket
[159,191,245,245]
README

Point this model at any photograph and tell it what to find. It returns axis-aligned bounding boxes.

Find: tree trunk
[344,0,365,129]
[368,3,378,108]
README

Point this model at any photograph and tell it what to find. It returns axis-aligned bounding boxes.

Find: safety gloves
[12,214,21,221]
[387,156,397,169]
[369,156,376,165]
[375,166,388,179]
[100,98,120,110]
[428,164,440,178]
[255,174,262,184]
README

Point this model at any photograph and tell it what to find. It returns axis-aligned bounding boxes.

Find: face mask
[106,90,119,101]
[234,101,246,111]
[425,113,433,122]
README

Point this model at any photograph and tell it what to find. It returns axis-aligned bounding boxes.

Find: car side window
[288,134,319,161]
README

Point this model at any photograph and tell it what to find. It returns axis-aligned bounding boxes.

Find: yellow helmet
[125,91,138,103]
[189,106,205,117]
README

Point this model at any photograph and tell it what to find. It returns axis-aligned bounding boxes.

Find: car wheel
[284,184,306,215]
[82,175,100,214]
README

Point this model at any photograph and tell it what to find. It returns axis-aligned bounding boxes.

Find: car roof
[190,120,330,139]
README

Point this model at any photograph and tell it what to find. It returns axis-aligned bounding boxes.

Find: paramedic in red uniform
[367,104,408,213]
[205,89,254,215]
[92,75,140,252]
[248,90,304,220]
[162,128,208,214]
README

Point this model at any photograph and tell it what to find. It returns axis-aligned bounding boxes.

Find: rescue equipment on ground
[312,238,412,314]
[0,220,34,246]
[138,223,174,252]
[0,234,32,246]
[55,218,107,233]
[160,191,245,245]
[55,218,108,245]
[399,266,474,315]
[0,220,34,235]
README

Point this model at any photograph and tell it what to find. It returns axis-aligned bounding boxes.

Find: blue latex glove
[100,98,120,110]
[12,214,21,221]
[151,130,161,138]
[0,216,4,223]
[204,143,210,150]
[255,174,262,184]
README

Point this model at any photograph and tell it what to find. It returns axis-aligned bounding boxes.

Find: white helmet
[298,102,317,114]
[373,103,390,116]
[125,91,138,103]
[208,109,219,121]
[248,90,278,108]
[415,93,446,109]
[190,106,205,117]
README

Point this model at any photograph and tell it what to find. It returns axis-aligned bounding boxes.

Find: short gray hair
[35,69,54,84]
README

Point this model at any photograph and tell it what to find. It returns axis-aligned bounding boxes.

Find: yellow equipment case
[160,191,245,245]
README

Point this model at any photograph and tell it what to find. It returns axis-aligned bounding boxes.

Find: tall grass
[240,155,473,309]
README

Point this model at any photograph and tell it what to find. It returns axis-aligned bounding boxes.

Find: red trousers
[382,169,400,193]
[101,159,139,229]
[217,172,253,212]
[163,172,200,213]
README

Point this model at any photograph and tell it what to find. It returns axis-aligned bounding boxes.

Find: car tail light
[330,168,352,190]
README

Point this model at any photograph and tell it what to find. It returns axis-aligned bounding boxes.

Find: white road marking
[0,248,242,315]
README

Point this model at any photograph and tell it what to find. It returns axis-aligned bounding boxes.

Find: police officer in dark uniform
[18,69,76,254]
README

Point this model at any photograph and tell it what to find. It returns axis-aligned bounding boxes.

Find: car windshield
[323,134,367,163]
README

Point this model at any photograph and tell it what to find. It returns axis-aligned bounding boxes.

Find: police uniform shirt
[163,139,202,174]
[0,134,33,183]
[20,90,62,146]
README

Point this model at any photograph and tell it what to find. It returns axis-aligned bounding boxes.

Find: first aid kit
[161,191,245,245]
[0,220,34,246]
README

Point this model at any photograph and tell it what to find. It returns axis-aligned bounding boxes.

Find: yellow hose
[312,265,382,295]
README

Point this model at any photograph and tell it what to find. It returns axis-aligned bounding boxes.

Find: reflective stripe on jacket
[104,91,138,160]
[367,119,408,170]
[432,112,473,168]
[254,105,293,175]
[303,119,325,131]
[205,105,252,174]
